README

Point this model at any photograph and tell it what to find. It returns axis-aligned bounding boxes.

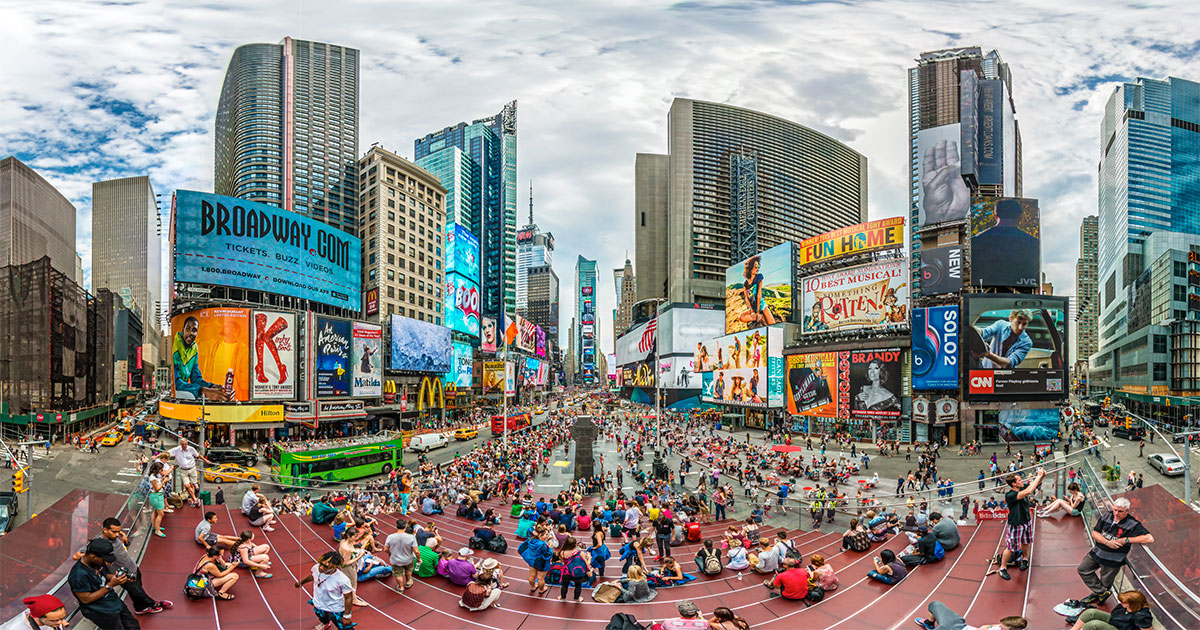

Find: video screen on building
[964,295,1068,400]
[172,190,361,310]
[444,342,473,388]
[919,245,963,295]
[800,259,908,335]
[844,348,902,419]
[786,352,837,416]
[171,307,250,402]
[389,315,451,373]
[970,197,1040,288]
[658,306,725,356]
[998,408,1059,442]
[724,242,793,335]
[314,317,351,398]
[250,310,296,400]
[700,326,784,409]
[916,124,970,227]
[912,306,960,391]
[444,273,481,337]
[481,316,497,352]
[445,223,480,283]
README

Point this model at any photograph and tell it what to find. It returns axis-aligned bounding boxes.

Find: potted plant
[1100,465,1120,489]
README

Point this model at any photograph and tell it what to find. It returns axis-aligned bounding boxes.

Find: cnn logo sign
[969,371,993,393]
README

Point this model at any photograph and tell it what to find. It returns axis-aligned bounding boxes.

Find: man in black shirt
[901,526,942,566]
[68,538,139,629]
[1075,497,1154,606]
[998,467,1045,580]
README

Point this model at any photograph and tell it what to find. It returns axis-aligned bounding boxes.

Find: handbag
[184,560,216,599]
[592,582,622,603]
[805,585,825,603]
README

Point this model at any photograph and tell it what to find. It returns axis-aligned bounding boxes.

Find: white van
[409,433,449,453]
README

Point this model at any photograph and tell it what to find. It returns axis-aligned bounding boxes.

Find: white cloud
[2,0,1199,353]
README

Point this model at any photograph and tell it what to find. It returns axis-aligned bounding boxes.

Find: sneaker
[1081,590,1110,605]
[134,606,163,615]
[163,508,175,513]
[157,600,173,609]
[1019,559,1030,571]
[998,568,1011,581]
[914,619,936,630]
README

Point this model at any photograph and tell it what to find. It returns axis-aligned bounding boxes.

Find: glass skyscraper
[415,101,517,320]
[575,255,598,384]
[1092,76,1200,392]
[214,37,360,235]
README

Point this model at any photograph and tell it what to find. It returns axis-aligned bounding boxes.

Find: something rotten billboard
[970,197,1040,288]
[801,259,908,334]
[724,242,793,335]
[912,306,960,390]
[351,322,382,397]
[964,295,1068,400]
[700,326,784,409]
[172,190,361,309]
[314,317,351,397]
[250,310,296,400]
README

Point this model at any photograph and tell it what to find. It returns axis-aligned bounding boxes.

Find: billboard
[785,352,837,416]
[724,242,793,334]
[250,310,296,400]
[172,190,361,309]
[912,306,960,390]
[796,218,905,267]
[970,197,1040,288]
[389,315,452,373]
[700,326,784,408]
[977,79,1004,186]
[535,326,547,357]
[959,70,979,180]
[481,316,498,352]
[351,322,382,397]
[445,223,480,283]
[482,361,505,393]
[916,124,971,227]
[998,408,1059,442]
[444,342,473,388]
[517,316,537,353]
[171,307,250,402]
[845,348,902,418]
[444,273,482,336]
[964,295,1068,400]
[658,306,725,356]
[364,288,379,316]
[522,357,547,387]
[314,317,351,397]
[800,259,908,334]
[919,245,963,295]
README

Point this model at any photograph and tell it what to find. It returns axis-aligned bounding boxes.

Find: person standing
[168,438,206,508]
[1073,498,1154,607]
[72,518,172,616]
[997,468,1045,581]
[68,539,139,629]
[384,520,419,595]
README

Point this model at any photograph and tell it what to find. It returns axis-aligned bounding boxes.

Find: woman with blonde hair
[1068,590,1153,630]
[809,554,838,591]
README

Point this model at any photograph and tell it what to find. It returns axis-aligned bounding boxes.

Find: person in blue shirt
[974,309,1033,369]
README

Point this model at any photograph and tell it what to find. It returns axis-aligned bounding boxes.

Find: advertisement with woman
[700,326,783,408]
[481,316,497,352]
[351,322,382,397]
[171,307,250,402]
[724,242,793,335]
[847,348,902,418]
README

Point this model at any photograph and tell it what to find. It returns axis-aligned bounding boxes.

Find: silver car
[1147,453,1185,476]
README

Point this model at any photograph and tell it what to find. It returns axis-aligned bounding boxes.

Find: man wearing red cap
[0,595,68,629]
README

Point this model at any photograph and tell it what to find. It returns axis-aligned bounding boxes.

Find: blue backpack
[590,544,611,564]
[932,540,946,561]
[566,553,590,578]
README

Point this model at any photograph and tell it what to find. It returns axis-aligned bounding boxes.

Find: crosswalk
[110,458,145,487]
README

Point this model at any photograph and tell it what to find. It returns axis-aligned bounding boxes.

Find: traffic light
[12,467,27,493]
[1125,416,1134,430]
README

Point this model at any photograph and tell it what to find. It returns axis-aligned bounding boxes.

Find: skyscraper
[634,98,867,305]
[525,264,559,357]
[415,101,517,320]
[214,37,360,235]
[1091,76,1200,394]
[575,256,598,383]
[0,156,77,279]
[516,185,553,315]
[91,176,162,367]
[1075,215,1099,367]
[613,259,636,339]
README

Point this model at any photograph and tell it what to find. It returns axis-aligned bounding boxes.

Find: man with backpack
[695,539,724,575]
[901,526,945,566]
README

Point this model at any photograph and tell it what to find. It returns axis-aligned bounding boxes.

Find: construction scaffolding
[729,149,760,263]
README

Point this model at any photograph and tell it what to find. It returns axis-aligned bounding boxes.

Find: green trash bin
[199,490,212,505]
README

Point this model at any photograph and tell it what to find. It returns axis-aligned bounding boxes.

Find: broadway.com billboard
[250,310,296,400]
[172,190,361,310]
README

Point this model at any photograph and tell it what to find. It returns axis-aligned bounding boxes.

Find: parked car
[205,446,258,467]
[1112,426,1146,440]
[203,463,263,483]
[1172,433,1198,445]
[0,491,18,534]
[409,433,449,453]
[1147,453,1185,476]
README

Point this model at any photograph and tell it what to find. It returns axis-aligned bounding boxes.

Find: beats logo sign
[969,371,993,393]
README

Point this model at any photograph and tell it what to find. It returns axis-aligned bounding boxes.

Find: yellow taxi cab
[100,432,124,447]
[535,407,545,415]
[203,463,262,483]
[454,427,478,441]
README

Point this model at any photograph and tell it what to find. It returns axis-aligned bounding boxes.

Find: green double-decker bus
[270,432,404,486]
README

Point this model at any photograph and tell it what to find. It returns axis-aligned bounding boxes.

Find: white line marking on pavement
[111,480,131,484]
[116,471,141,476]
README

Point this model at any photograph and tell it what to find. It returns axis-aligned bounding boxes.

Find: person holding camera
[72,517,173,616]
[68,539,140,629]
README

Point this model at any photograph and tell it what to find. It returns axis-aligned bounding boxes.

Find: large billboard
[445,273,482,337]
[482,361,505,393]
[351,322,382,397]
[844,348,903,419]
[801,259,908,334]
[445,223,480,283]
[919,245,963,295]
[517,316,537,353]
[998,408,1059,442]
[970,197,1040,288]
[916,124,971,227]
[959,69,979,180]
[389,315,452,373]
[314,317,351,397]
[700,326,784,408]
[724,242,793,334]
[658,305,726,357]
[445,342,473,388]
[171,307,250,402]
[964,295,1068,400]
[785,352,837,416]
[250,310,296,400]
[976,79,1004,186]
[481,316,497,352]
[616,317,657,366]
[912,306,960,390]
[796,218,905,267]
[535,326,547,357]
[522,357,548,387]
[172,190,361,310]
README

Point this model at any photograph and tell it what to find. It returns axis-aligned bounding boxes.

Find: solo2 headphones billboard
[912,305,960,390]
[920,246,963,295]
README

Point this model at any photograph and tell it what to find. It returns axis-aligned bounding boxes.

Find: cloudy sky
[2,0,1198,353]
